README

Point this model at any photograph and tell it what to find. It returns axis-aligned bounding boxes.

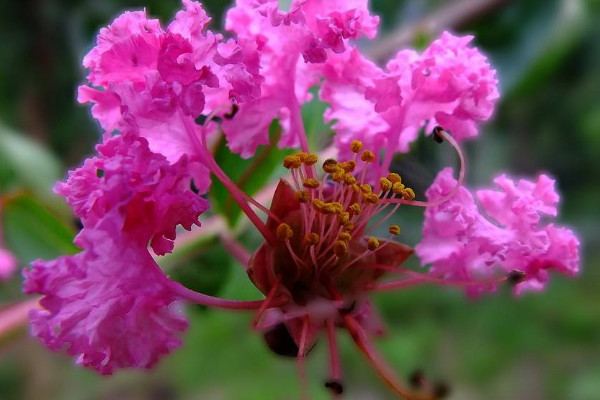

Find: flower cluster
[24,0,580,398]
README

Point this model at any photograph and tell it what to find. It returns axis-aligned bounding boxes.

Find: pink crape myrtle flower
[24,122,269,374]
[24,129,209,373]
[23,0,581,398]
[322,31,499,177]
[78,0,262,177]
[416,168,580,297]
[320,49,389,166]
[54,129,208,255]
[222,0,379,158]
[24,221,189,375]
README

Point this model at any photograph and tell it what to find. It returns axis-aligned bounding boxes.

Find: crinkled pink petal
[336,32,498,170]
[82,11,163,87]
[408,32,499,139]
[81,71,203,164]
[79,1,262,161]
[321,50,388,163]
[77,86,122,133]
[168,0,212,40]
[55,131,209,254]
[292,0,379,59]
[221,96,285,158]
[212,38,262,104]
[157,33,217,85]
[222,0,378,157]
[477,174,559,229]
[416,168,580,296]
[24,219,187,375]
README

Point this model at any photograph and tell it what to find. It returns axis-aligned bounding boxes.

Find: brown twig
[367,0,514,62]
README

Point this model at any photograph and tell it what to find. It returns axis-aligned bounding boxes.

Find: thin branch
[367,0,514,62]
[0,298,40,346]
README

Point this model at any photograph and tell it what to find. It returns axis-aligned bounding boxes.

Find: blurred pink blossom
[417,168,580,296]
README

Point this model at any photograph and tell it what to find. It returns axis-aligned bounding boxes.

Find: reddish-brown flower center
[248,142,414,345]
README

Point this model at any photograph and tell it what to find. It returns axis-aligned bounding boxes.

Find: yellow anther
[402,187,416,201]
[337,212,350,224]
[332,171,345,183]
[322,204,337,215]
[350,140,364,153]
[338,232,352,242]
[323,158,339,173]
[364,193,380,204]
[295,190,309,203]
[389,225,401,236]
[392,181,405,194]
[361,150,376,162]
[312,198,326,212]
[283,155,302,169]
[344,174,357,185]
[351,184,361,193]
[360,184,373,194]
[276,223,293,241]
[380,177,392,192]
[304,153,318,166]
[331,202,344,214]
[304,233,320,246]
[348,203,362,215]
[388,173,402,183]
[340,160,356,173]
[303,178,320,189]
[333,241,348,257]
[296,152,308,162]
[367,237,380,251]
[343,221,354,232]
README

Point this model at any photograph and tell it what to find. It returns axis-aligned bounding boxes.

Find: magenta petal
[416,168,581,296]
[24,224,187,375]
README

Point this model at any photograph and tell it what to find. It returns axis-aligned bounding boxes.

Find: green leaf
[0,124,69,218]
[211,121,292,227]
[2,194,79,264]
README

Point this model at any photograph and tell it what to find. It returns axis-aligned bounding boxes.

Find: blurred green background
[1,0,599,399]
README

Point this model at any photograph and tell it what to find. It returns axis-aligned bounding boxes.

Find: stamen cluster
[275,140,414,283]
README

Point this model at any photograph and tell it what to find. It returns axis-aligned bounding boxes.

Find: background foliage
[0,0,599,399]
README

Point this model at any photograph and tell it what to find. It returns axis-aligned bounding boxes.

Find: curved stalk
[383,130,466,208]
[181,112,277,245]
[170,281,268,310]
